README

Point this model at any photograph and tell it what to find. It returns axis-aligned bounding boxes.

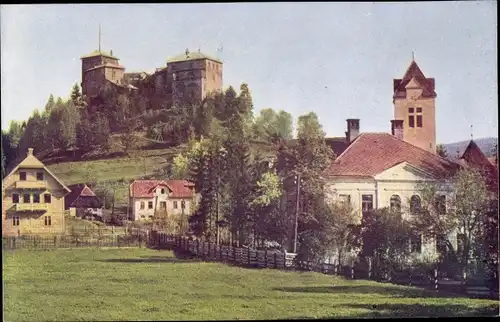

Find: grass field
[3,248,498,321]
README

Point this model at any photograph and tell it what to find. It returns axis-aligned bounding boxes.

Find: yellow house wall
[2,168,67,236]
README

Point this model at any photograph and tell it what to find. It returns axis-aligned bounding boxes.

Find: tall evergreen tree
[70,83,81,104]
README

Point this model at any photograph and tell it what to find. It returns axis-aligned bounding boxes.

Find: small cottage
[65,184,103,221]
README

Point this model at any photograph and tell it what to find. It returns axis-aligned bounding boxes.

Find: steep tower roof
[459,140,499,192]
[393,60,436,99]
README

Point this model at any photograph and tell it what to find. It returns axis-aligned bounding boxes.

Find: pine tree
[70,83,81,104]
[61,101,79,149]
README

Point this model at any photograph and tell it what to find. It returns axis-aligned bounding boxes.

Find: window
[148,201,153,209]
[23,194,30,203]
[44,194,51,203]
[160,201,166,209]
[173,201,178,209]
[20,172,27,181]
[181,200,186,209]
[410,234,422,253]
[12,216,20,226]
[161,188,165,194]
[44,216,52,226]
[339,194,351,206]
[390,195,401,212]
[36,172,44,181]
[140,201,145,210]
[33,194,40,203]
[409,115,415,128]
[436,234,447,254]
[12,194,19,204]
[416,107,422,113]
[416,115,423,127]
[434,195,446,214]
[410,195,421,214]
[408,108,414,113]
[361,195,373,213]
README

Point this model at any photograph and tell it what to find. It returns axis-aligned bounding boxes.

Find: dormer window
[19,172,27,181]
[161,188,165,194]
[36,172,44,181]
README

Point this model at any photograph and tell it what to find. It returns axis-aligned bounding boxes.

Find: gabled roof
[324,133,459,179]
[459,140,498,192]
[3,149,71,193]
[167,50,222,64]
[81,50,119,60]
[130,180,195,198]
[65,184,103,209]
[393,60,436,99]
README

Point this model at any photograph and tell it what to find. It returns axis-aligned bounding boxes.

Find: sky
[0,2,497,144]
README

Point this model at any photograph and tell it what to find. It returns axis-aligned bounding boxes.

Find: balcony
[14,203,49,212]
[15,180,47,190]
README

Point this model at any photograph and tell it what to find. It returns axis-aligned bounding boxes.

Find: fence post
[408,269,412,287]
[351,265,355,279]
[434,268,438,291]
[233,247,236,264]
[368,257,372,280]
[54,236,57,248]
[248,248,251,267]
[196,239,200,257]
[264,250,268,268]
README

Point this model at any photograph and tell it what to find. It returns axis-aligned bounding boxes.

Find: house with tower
[323,58,460,260]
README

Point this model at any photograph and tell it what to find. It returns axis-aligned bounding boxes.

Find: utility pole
[181,200,186,234]
[216,174,220,245]
[294,173,301,254]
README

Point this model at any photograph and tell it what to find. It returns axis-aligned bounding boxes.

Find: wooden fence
[149,232,499,300]
[3,230,150,250]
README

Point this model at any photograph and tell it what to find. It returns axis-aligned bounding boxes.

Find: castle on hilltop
[80,33,223,108]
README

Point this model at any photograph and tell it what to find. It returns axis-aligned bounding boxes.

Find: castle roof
[85,62,125,72]
[81,50,119,60]
[167,49,222,64]
[393,60,436,99]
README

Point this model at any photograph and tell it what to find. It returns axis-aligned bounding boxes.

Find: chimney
[27,148,34,156]
[110,49,113,56]
[391,119,404,140]
[345,119,360,143]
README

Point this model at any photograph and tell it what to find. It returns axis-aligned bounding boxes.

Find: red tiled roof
[393,61,436,98]
[324,133,459,179]
[130,180,195,198]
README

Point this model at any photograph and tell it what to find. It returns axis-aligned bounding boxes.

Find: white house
[323,119,460,261]
[128,180,196,221]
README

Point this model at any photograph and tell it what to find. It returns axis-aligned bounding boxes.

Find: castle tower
[163,48,223,106]
[80,27,125,98]
[393,57,437,154]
